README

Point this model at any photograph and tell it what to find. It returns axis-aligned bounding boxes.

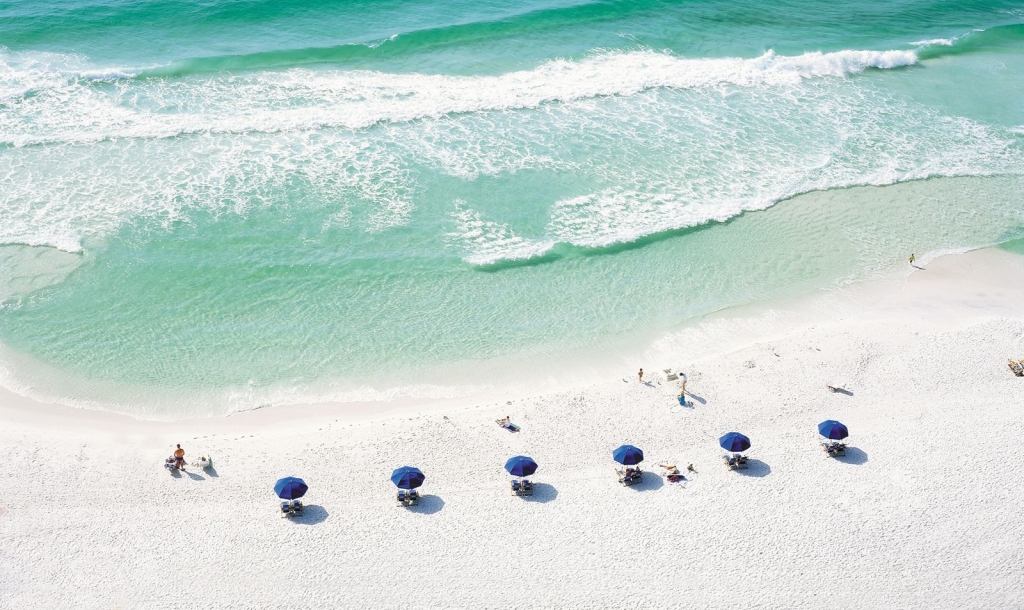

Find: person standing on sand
[638,368,643,383]
[173,444,185,469]
[679,372,687,396]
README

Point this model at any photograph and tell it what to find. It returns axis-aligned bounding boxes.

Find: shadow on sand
[630,473,664,491]
[685,392,707,405]
[289,504,329,525]
[836,447,868,465]
[525,483,558,503]
[736,459,771,478]
[407,494,445,515]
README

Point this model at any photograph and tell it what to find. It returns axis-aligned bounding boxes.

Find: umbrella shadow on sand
[736,459,771,478]
[836,447,868,465]
[630,474,664,491]
[289,504,329,525]
[407,494,445,515]
[524,483,558,503]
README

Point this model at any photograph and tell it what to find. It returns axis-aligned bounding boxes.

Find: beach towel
[496,419,520,432]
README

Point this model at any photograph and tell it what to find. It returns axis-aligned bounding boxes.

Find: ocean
[1,0,1022,418]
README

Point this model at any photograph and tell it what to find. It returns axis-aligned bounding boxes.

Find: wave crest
[1,47,917,146]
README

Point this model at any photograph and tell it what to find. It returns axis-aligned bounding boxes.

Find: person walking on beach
[638,368,644,383]
[679,372,687,396]
[173,444,186,469]
[909,253,915,266]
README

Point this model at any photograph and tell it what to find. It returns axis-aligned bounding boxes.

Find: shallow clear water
[1,0,1023,417]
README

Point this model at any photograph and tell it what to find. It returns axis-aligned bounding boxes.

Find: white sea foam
[1,45,1021,261]
[447,201,555,265]
[910,38,956,46]
[0,47,917,146]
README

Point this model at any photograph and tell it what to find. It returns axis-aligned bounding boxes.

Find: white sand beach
[2,247,1024,609]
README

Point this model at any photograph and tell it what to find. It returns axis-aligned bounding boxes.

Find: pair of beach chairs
[615,467,643,486]
[822,442,847,457]
[510,479,534,496]
[396,489,420,506]
[280,500,304,517]
[723,454,749,470]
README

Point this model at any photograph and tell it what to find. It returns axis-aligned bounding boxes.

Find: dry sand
[2,247,1023,609]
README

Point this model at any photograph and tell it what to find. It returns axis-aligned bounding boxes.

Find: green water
[1,0,1022,417]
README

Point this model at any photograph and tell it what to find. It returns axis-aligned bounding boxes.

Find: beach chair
[736,455,749,469]
[280,499,303,517]
[664,369,678,381]
[822,442,846,457]
[616,468,642,486]
[511,479,534,496]
[164,457,177,472]
[397,490,420,506]
[723,455,738,470]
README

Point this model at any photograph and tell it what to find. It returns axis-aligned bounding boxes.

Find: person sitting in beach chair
[822,442,847,457]
[164,456,178,471]
[193,455,212,469]
[511,479,534,496]
[1008,359,1024,377]
[616,467,642,485]
[397,489,420,506]
[723,454,748,469]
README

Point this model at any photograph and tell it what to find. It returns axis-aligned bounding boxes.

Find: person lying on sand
[1009,359,1024,377]
[826,384,847,393]
[659,463,686,483]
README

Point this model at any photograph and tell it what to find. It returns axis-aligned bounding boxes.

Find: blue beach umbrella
[719,432,751,453]
[612,444,644,465]
[391,466,426,489]
[818,420,849,440]
[504,456,538,477]
[274,477,308,500]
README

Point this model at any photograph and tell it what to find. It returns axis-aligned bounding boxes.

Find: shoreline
[2,244,1021,436]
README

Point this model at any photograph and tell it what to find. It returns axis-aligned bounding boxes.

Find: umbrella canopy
[391,466,425,489]
[504,456,538,477]
[612,444,644,465]
[274,477,308,500]
[818,420,849,440]
[719,432,751,453]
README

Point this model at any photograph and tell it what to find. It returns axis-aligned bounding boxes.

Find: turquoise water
[1,0,1023,417]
